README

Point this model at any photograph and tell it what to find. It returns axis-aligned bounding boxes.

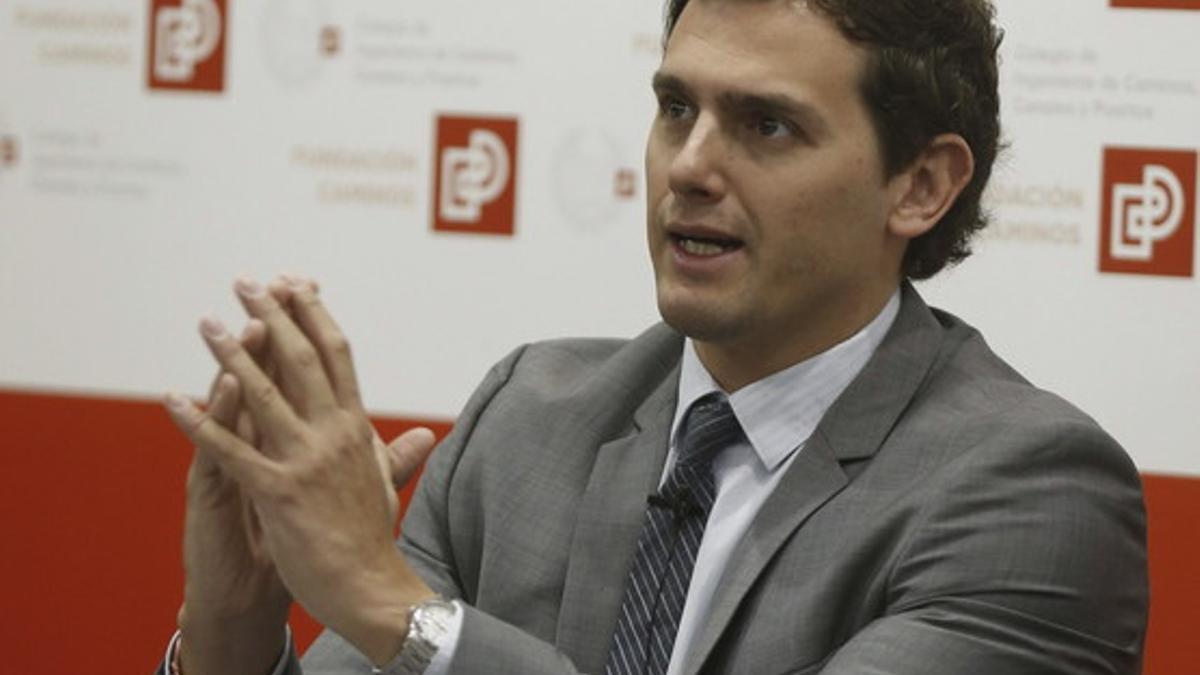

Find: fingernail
[200,315,228,339]
[235,276,266,298]
[164,392,190,413]
[286,275,311,291]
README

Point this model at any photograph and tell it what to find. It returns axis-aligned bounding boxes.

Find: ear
[886,133,975,240]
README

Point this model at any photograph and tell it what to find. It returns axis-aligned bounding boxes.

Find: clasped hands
[164,276,437,674]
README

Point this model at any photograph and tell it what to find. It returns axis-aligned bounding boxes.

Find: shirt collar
[672,290,901,472]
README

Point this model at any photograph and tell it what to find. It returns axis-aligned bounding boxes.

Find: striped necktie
[604,393,744,675]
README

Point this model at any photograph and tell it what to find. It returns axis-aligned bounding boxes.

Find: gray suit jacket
[298,285,1148,674]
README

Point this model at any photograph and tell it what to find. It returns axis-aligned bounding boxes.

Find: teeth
[679,238,726,256]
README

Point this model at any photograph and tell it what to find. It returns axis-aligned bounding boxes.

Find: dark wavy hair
[664,0,1003,279]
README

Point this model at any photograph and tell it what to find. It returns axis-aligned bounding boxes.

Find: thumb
[385,427,437,489]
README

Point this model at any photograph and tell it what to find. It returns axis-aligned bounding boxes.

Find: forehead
[661,0,867,106]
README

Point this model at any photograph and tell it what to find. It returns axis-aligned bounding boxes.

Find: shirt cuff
[164,626,293,675]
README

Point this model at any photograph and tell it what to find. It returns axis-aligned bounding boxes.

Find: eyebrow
[651,71,831,138]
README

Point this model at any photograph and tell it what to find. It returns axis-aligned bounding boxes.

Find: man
[161,0,1149,673]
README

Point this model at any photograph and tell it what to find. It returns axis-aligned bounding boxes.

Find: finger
[240,318,271,445]
[208,373,241,428]
[235,396,262,448]
[189,375,242,479]
[286,274,320,294]
[200,320,265,426]
[233,277,339,417]
[372,432,402,523]
[199,316,307,454]
[261,281,303,409]
[165,391,277,490]
[268,275,320,311]
[385,428,437,489]
[240,319,268,358]
[283,280,363,411]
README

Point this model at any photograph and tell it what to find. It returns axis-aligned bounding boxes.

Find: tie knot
[676,393,742,468]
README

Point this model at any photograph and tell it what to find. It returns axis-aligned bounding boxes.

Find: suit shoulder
[473,323,683,425]
[925,308,1071,418]
[504,323,682,393]
[914,307,1134,474]
[870,309,1147,655]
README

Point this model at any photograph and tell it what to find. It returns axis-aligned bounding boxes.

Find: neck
[695,283,899,392]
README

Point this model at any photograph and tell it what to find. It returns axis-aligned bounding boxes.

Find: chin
[656,295,741,343]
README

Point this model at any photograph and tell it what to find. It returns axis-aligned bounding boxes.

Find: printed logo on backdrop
[0,136,17,170]
[1110,0,1200,9]
[147,0,227,92]
[0,111,17,186]
[1100,147,1197,278]
[433,115,519,236]
[320,26,341,56]
[551,129,639,231]
[260,0,339,87]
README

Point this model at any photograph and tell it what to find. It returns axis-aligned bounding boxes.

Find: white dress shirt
[661,290,899,674]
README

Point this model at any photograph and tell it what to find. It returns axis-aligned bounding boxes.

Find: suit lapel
[684,284,946,674]
[684,436,848,674]
[555,363,680,674]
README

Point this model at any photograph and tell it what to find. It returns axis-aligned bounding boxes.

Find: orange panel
[1110,0,1200,9]
[1141,474,1200,675]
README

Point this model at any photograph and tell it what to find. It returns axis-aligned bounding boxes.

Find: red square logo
[432,115,519,236]
[1111,0,1200,9]
[147,0,227,92]
[1099,147,1197,278]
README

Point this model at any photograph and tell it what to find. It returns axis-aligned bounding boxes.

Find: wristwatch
[374,596,457,675]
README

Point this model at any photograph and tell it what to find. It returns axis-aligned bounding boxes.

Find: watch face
[414,599,455,639]
[390,601,456,674]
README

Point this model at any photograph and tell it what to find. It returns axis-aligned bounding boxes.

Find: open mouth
[671,233,744,256]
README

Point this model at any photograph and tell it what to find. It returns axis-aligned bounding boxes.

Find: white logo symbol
[1111,164,1186,261]
[154,0,222,82]
[440,129,510,223]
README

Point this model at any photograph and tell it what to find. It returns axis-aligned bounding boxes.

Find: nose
[667,115,727,203]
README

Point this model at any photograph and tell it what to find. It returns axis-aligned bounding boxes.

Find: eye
[751,115,793,139]
[658,95,694,121]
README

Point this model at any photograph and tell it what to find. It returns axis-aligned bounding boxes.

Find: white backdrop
[2,0,1198,476]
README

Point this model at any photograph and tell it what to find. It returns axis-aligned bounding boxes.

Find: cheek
[809,157,889,233]
[644,125,669,183]
[750,178,874,277]
[644,150,667,210]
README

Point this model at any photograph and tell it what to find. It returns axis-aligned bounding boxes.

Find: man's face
[646,0,906,385]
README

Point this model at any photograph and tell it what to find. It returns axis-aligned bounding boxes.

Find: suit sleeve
[402,344,598,674]
[301,344,596,674]
[818,411,1148,675]
[396,345,530,602]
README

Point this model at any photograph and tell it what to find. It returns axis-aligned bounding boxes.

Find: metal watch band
[374,597,456,675]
